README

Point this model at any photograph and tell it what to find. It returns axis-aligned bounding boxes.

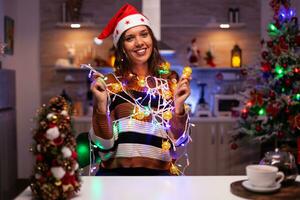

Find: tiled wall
[40,0,261,109]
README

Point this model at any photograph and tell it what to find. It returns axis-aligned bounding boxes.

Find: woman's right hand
[90,72,108,114]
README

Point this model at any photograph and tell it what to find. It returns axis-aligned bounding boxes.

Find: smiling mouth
[134,48,147,56]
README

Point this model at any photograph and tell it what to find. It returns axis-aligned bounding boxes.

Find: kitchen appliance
[213,94,242,117]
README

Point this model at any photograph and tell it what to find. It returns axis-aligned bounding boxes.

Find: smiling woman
[89,3,192,176]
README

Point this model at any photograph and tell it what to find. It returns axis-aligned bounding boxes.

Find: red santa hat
[97,4,151,47]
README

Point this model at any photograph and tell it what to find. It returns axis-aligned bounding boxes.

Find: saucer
[242,180,281,193]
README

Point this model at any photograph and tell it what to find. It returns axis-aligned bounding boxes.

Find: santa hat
[97,4,151,47]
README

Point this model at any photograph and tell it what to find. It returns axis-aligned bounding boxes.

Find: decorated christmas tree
[30,96,81,199]
[231,0,300,163]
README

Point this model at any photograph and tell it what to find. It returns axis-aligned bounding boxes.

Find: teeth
[136,49,146,55]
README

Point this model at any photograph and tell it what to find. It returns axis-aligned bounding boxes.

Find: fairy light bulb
[133,107,145,120]
[163,110,173,120]
[111,83,122,93]
[162,140,171,151]
[162,90,173,100]
[137,78,146,87]
[170,163,180,175]
[182,66,192,79]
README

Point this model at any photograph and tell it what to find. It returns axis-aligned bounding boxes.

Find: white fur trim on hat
[113,14,151,47]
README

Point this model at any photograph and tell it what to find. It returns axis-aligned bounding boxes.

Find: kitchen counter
[14,176,300,200]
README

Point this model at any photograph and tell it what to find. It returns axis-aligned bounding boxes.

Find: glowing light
[258,108,266,116]
[295,93,300,101]
[70,23,81,28]
[232,56,241,67]
[161,140,171,151]
[163,110,173,120]
[220,24,230,29]
[275,64,285,78]
[182,66,192,78]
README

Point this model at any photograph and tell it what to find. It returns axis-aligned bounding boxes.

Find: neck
[131,63,149,77]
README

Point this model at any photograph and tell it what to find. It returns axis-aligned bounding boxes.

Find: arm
[89,73,116,149]
[168,71,191,139]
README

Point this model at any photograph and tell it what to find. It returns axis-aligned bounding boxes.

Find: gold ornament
[162,90,172,100]
[162,140,171,151]
[51,115,58,123]
[163,110,173,120]
[161,62,171,71]
[170,163,180,175]
[111,83,122,93]
[55,181,62,186]
[137,78,146,87]
[135,111,145,120]
[182,66,192,78]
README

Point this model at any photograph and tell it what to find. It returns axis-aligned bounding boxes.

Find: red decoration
[255,125,262,132]
[277,131,285,139]
[261,51,269,60]
[230,143,238,150]
[53,137,63,145]
[261,62,272,72]
[72,151,78,159]
[273,45,281,56]
[266,103,279,117]
[250,90,264,106]
[36,154,44,162]
[241,111,248,119]
[267,41,274,48]
[295,35,300,46]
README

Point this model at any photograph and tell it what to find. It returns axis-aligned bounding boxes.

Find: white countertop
[14,176,300,200]
[15,176,247,200]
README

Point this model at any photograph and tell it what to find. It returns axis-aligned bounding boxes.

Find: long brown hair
[113,26,165,77]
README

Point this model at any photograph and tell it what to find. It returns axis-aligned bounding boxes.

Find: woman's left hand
[174,77,191,115]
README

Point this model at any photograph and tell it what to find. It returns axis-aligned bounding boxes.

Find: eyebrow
[125,28,148,37]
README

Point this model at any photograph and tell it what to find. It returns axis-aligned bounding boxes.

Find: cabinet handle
[220,125,224,144]
[211,125,216,144]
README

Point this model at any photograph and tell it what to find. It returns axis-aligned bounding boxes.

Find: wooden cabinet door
[185,122,217,175]
[216,122,233,175]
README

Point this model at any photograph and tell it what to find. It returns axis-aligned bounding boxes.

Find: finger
[91,80,106,92]
[177,79,190,88]
[92,72,105,81]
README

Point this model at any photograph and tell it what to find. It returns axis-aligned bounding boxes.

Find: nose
[135,36,144,47]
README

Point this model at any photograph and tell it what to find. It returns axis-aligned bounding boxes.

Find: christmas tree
[30,96,81,199]
[231,0,300,160]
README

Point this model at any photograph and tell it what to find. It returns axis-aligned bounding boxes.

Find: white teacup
[246,165,284,188]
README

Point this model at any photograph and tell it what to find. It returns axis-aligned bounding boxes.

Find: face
[123,25,153,66]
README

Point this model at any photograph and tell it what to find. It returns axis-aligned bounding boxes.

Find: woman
[90,4,191,175]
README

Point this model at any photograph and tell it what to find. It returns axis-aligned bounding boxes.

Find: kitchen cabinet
[185,117,260,175]
[0,69,17,199]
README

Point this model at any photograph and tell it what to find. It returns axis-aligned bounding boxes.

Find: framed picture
[4,16,14,55]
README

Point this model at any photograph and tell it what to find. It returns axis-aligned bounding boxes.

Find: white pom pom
[51,166,66,180]
[61,110,68,116]
[73,162,79,170]
[36,144,41,152]
[35,173,41,179]
[46,126,60,140]
[61,146,72,158]
[46,113,54,120]
[94,37,103,45]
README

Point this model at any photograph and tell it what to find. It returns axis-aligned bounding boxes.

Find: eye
[141,32,149,38]
[125,36,134,42]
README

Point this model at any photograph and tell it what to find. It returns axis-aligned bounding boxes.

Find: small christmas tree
[231,0,300,161]
[30,96,81,199]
